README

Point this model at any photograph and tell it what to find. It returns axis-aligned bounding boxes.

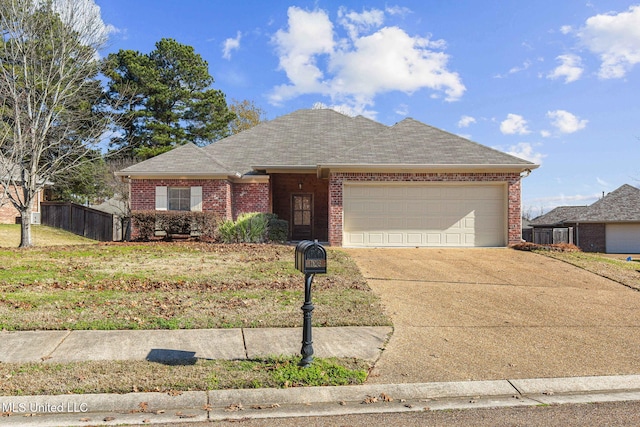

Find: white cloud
[270,7,335,104]
[51,0,115,49]
[269,6,465,109]
[311,101,375,119]
[547,54,584,83]
[547,110,588,134]
[500,114,530,135]
[395,103,409,116]
[385,5,412,17]
[560,25,573,35]
[222,31,242,60]
[578,5,640,79]
[337,6,385,40]
[540,130,551,138]
[457,115,476,128]
[506,142,545,165]
[596,177,609,187]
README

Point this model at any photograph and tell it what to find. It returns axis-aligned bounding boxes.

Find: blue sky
[93,0,640,216]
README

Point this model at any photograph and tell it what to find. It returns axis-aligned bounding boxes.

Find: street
[147,400,640,426]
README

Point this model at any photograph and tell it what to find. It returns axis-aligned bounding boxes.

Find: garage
[606,223,640,253]
[343,182,507,247]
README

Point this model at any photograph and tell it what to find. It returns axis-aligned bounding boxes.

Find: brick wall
[575,223,605,252]
[0,185,42,224]
[232,182,270,219]
[130,179,233,238]
[271,174,329,241]
[328,172,523,247]
[130,179,232,218]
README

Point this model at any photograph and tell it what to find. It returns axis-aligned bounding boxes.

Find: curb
[3,375,640,426]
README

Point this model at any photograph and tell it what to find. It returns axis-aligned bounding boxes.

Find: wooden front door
[291,194,313,240]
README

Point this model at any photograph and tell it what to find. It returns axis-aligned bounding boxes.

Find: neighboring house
[116,109,537,247]
[530,184,640,253]
[0,163,46,225]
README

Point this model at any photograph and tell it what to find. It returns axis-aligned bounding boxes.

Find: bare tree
[0,0,111,247]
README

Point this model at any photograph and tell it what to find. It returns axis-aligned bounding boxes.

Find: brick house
[0,165,45,225]
[530,184,640,253]
[117,109,537,247]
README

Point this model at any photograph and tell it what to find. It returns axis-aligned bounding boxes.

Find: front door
[291,194,313,240]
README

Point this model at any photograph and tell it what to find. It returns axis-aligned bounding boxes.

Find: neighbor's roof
[575,184,640,222]
[119,109,538,178]
[530,184,640,225]
[530,206,587,226]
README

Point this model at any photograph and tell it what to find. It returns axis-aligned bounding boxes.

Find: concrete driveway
[345,248,640,384]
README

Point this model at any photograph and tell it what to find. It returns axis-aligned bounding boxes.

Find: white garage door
[343,183,507,247]
[606,223,640,253]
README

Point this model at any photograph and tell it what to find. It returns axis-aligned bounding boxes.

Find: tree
[103,38,235,159]
[0,0,111,247]
[228,99,267,134]
[48,150,111,205]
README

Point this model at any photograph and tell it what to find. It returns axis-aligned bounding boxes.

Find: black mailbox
[295,240,327,274]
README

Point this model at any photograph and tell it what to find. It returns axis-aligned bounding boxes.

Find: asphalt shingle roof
[576,184,640,222]
[120,109,536,177]
[531,184,640,225]
[530,206,587,226]
[119,142,232,176]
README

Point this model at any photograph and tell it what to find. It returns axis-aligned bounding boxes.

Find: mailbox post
[294,240,327,367]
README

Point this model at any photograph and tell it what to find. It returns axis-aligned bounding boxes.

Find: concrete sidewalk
[3,328,640,426]
[0,326,392,364]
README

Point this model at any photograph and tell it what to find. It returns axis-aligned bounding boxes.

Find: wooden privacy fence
[533,227,574,245]
[41,202,114,242]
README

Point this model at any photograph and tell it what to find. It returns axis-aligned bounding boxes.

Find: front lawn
[0,224,96,248]
[536,250,640,291]
[0,242,390,330]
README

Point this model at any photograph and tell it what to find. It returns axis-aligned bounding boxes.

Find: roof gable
[576,184,640,222]
[119,109,538,178]
[203,109,387,171]
[332,118,535,166]
[118,142,232,177]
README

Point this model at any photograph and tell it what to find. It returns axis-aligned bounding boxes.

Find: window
[168,187,191,211]
[293,194,312,226]
[155,186,202,212]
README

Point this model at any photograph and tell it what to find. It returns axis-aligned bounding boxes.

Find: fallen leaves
[250,403,280,410]
[225,403,243,412]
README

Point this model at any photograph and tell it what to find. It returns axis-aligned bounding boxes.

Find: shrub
[265,214,288,243]
[130,211,219,241]
[130,211,156,241]
[217,213,288,244]
[511,242,581,252]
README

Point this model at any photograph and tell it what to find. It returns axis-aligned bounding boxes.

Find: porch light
[298,182,303,190]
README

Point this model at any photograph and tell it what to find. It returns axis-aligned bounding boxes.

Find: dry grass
[536,250,640,291]
[0,242,390,330]
[0,224,95,247]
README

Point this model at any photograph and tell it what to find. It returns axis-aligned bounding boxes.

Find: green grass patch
[0,224,96,248]
[0,357,370,396]
[535,250,640,291]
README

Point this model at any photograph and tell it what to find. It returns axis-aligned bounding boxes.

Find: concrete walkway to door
[346,248,640,384]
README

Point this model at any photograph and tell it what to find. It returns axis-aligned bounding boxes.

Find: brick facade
[271,173,329,241]
[0,185,42,224]
[574,223,606,252]
[328,172,523,247]
[130,172,524,247]
[232,182,270,220]
[129,179,272,237]
[130,179,233,218]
